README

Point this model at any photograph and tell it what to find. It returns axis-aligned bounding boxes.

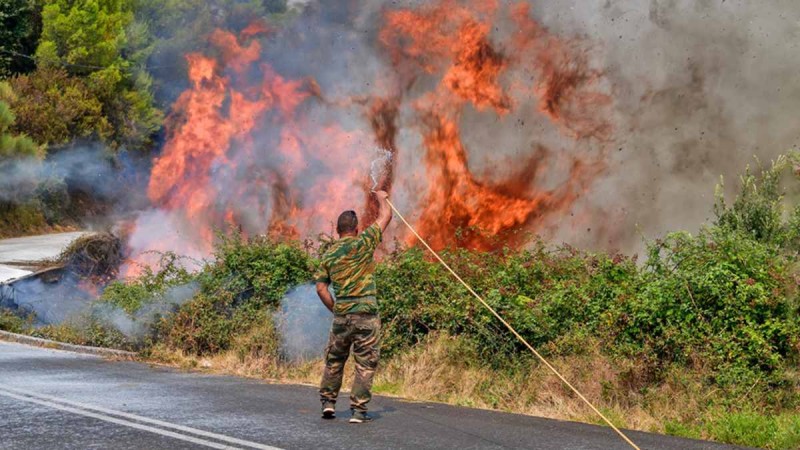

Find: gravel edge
[0,330,137,359]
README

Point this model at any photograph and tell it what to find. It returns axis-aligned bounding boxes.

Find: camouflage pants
[319,313,381,412]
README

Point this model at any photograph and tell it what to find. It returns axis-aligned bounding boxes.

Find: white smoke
[96,281,199,341]
[273,283,331,362]
[1,274,91,325]
[0,273,199,343]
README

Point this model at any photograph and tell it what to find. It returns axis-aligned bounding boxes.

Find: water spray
[382,197,641,450]
[370,148,393,191]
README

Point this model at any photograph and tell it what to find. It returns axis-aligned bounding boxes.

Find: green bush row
[97,156,798,405]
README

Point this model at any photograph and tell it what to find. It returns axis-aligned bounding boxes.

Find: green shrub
[771,414,800,450]
[100,252,195,314]
[707,411,800,450]
[0,308,28,333]
[210,233,314,306]
[230,311,281,363]
[6,68,111,146]
[664,420,701,440]
[154,233,312,355]
[709,411,777,448]
[713,153,800,249]
[625,228,800,378]
[31,319,130,350]
[59,152,798,450]
[0,203,47,237]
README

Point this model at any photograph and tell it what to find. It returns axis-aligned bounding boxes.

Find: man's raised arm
[373,190,392,232]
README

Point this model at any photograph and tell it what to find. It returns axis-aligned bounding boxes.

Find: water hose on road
[385,198,641,450]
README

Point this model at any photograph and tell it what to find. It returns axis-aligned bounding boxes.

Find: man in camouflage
[315,190,392,424]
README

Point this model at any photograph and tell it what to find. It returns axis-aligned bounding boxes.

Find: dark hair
[336,210,358,234]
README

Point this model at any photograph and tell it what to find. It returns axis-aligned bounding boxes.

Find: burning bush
[134,154,800,384]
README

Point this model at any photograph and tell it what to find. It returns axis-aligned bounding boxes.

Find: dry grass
[144,331,711,438]
[143,331,800,448]
[373,334,668,431]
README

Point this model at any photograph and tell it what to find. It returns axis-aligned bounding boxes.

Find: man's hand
[316,282,335,313]
[374,190,392,232]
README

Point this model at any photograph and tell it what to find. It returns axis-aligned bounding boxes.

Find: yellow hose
[385,198,641,450]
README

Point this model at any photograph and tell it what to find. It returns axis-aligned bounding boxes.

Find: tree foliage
[0,0,294,237]
[0,0,42,77]
[0,81,46,236]
[0,82,42,159]
[34,0,162,151]
[714,153,800,250]
[132,0,289,103]
[6,68,110,145]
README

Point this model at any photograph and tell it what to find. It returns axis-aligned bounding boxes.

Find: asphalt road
[0,232,89,282]
[0,341,751,450]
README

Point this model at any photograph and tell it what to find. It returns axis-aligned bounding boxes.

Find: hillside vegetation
[0,0,291,237]
[3,155,798,449]
[1,2,798,447]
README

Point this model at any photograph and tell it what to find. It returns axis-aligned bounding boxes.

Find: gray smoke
[273,283,331,362]
[22,0,800,270]
[0,273,92,325]
[260,1,800,253]
[0,272,198,343]
[95,281,199,341]
[518,0,800,253]
[0,142,148,219]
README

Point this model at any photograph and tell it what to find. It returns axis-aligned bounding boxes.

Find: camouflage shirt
[315,223,382,315]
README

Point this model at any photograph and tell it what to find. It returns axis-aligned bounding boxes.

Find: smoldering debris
[0,231,197,343]
[57,232,123,279]
[0,232,124,324]
[273,283,331,362]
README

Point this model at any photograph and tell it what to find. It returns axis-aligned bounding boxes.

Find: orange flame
[127,0,612,268]
[380,0,611,250]
[141,28,371,262]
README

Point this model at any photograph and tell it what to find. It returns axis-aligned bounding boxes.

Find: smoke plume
[525,0,800,252]
[0,273,198,343]
[273,283,330,362]
[97,281,199,341]
[5,0,795,270]
[0,273,92,325]
[0,142,149,225]
[119,0,800,263]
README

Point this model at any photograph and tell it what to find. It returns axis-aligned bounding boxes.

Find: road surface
[0,232,89,283]
[0,341,750,450]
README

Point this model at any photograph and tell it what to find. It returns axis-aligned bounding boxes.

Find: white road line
[0,387,283,450]
[0,389,239,449]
